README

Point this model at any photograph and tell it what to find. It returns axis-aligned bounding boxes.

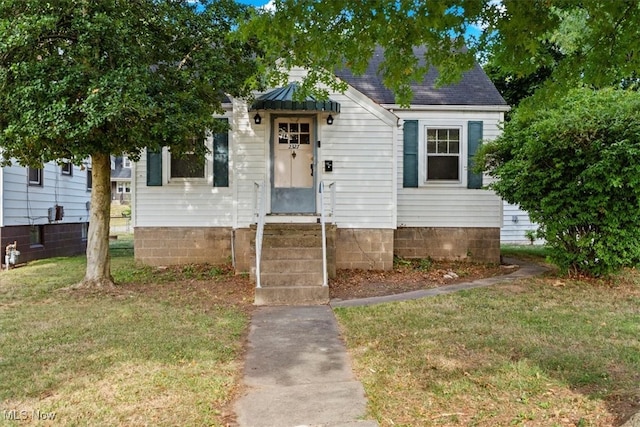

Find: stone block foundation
[134,227,232,266]
[335,228,394,271]
[394,227,500,263]
[134,226,500,271]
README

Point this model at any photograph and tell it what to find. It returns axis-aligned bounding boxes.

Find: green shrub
[480,88,640,276]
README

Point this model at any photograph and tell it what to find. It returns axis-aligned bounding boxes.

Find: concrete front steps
[254,223,334,305]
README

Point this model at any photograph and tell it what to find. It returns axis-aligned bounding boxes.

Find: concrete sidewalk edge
[330,257,549,308]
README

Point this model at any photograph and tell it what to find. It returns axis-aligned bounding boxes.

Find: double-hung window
[403,120,483,189]
[425,127,461,182]
[146,118,229,187]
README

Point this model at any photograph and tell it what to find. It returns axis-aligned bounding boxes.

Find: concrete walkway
[234,259,548,426]
[331,257,549,308]
[234,305,379,427]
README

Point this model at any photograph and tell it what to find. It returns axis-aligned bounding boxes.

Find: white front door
[271,118,315,213]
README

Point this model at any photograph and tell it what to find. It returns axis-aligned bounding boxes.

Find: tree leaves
[241,0,640,107]
[240,0,486,106]
[0,0,259,167]
[479,88,640,276]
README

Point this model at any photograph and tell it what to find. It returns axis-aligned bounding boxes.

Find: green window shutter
[403,120,419,188]
[213,118,229,187]
[146,148,162,186]
[467,121,483,189]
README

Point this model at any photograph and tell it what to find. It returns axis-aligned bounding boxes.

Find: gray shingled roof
[334,47,507,106]
[111,167,131,180]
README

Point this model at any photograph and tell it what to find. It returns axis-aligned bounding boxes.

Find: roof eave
[381,104,511,112]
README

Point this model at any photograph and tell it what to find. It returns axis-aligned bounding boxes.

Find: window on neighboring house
[30,225,44,246]
[117,182,131,193]
[81,222,89,240]
[87,168,92,190]
[425,127,461,182]
[170,150,205,179]
[123,157,131,168]
[28,167,43,186]
[61,162,73,176]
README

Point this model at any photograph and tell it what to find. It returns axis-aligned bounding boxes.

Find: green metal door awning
[251,83,341,113]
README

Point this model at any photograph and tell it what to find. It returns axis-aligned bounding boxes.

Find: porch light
[326,114,334,125]
[253,113,262,125]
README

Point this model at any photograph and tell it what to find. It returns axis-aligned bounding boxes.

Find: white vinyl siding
[232,92,396,229]
[397,110,504,228]
[134,122,236,227]
[315,91,396,229]
[133,74,505,233]
[233,99,268,227]
[134,87,397,230]
[501,202,542,244]
[1,161,91,227]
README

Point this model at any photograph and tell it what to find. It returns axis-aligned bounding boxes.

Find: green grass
[334,274,640,426]
[501,244,551,262]
[110,204,132,235]
[0,240,249,426]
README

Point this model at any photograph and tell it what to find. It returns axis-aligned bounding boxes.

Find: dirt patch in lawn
[99,259,518,305]
[94,259,519,305]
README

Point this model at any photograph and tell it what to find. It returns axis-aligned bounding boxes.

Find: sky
[240,0,273,8]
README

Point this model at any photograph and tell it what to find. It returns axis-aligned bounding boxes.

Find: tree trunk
[80,152,115,288]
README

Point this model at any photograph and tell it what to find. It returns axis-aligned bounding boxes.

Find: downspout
[230,229,236,269]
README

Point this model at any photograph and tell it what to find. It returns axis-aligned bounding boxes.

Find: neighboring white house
[0,159,91,267]
[132,49,509,303]
[110,155,132,203]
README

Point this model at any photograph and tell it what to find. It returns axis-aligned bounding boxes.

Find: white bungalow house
[132,50,509,304]
[0,159,91,268]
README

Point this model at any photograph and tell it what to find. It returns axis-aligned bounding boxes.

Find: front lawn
[0,236,253,426]
[4,240,639,426]
[335,264,640,426]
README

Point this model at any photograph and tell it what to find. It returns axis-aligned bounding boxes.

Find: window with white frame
[86,168,92,190]
[117,182,131,193]
[61,162,73,176]
[425,127,461,182]
[123,156,131,168]
[28,167,43,186]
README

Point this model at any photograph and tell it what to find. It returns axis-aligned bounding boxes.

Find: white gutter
[381,104,511,112]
